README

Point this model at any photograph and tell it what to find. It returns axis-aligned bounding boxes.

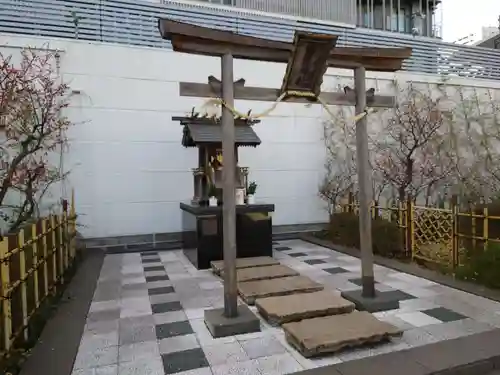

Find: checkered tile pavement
[72,240,500,375]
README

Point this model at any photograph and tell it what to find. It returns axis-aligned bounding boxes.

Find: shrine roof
[173,116,261,148]
[158,19,412,72]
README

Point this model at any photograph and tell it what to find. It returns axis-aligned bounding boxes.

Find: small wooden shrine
[173,114,261,206]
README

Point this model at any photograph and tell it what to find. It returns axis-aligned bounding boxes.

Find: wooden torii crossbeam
[158,19,412,329]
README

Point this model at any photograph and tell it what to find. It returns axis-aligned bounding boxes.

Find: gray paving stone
[117,357,164,375]
[422,318,495,340]
[121,289,149,299]
[119,341,160,363]
[73,346,118,369]
[119,324,156,345]
[89,300,120,313]
[87,309,121,323]
[400,328,440,347]
[211,359,261,375]
[119,315,155,328]
[80,332,119,349]
[85,320,119,336]
[255,353,303,374]
[203,341,249,366]
[239,335,287,359]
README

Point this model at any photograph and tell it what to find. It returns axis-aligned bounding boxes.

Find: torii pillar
[159,19,412,336]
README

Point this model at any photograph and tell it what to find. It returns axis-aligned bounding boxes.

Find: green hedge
[328,212,405,258]
[456,242,500,289]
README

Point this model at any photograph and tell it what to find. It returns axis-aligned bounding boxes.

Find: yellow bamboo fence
[341,193,500,270]
[0,192,77,363]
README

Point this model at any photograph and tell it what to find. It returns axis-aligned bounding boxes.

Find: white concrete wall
[2,34,500,238]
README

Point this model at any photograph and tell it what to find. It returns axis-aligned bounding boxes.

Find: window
[387,7,410,33]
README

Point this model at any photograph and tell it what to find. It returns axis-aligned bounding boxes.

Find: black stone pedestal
[341,289,400,313]
[204,305,261,338]
[180,202,275,269]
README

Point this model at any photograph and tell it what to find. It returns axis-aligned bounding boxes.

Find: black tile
[148,286,175,296]
[349,277,378,287]
[142,258,161,264]
[152,301,183,314]
[380,289,416,301]
[288,252,307,257]
[161,348,209,374]
[144,265,165,272]
[274,246,291,251]
[146,275,170,283]
[324,267,349,275]
[141,251,158,256]
[156,320,193,339]
[422,307,467,322]
[304,259,326,265]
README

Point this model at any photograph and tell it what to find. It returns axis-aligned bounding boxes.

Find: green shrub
[458,200,500,256]
[328,212,405,258]
[456,242,500,289]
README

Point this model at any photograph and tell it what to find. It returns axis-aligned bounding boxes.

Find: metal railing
[1,0,500,80]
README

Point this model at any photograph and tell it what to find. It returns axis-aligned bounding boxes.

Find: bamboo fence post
[451,194,458,269]
[0,236,12,352]
[406,196,415,259]
[483,207,489,252]
[31,223,39,310]
[17,230,28,342]
[70,190,77,260]
[41,219,49,298]
[49,215,58,291]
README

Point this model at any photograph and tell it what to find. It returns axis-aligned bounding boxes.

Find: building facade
[181,0,442,37]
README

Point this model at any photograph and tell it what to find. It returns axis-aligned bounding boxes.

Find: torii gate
[159,19,412,336]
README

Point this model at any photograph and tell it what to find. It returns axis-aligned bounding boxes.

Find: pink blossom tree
[0,48,71,233]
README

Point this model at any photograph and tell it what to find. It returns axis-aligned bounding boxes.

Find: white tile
[122,276,147,285]
[119,341,160,363]
[203,341,249,366]
[89,300,120,313]
[255,353,303,375]
[211,359,261,375]
[72,365,118,375]
[396,311,442,327]
[80,332,119,350]
[153,310,187,325]
[73,346,118,369]
[117,357,165,375]
[399,298,439,312]
[239,335,287,359]
[391,272,437,287]
[200,281,222,290]
[404,287,438,298]
[174,368,213,375]
[122,266,144,275]
[190,318,236,346]
[185,308,207,320]
[158,334,199,354]
[381,280,414,291]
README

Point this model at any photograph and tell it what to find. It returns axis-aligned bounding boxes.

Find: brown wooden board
[280,32,337,98]
[158,19,412,72]
[179,82,395,108]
